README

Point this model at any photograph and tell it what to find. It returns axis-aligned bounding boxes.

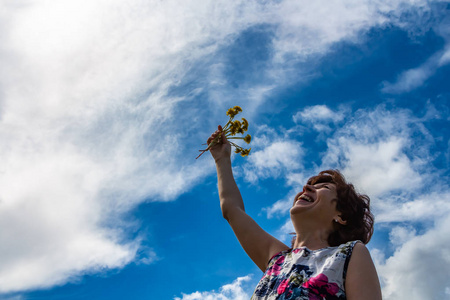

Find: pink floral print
[251,241,359,300]
[302,273,340,299]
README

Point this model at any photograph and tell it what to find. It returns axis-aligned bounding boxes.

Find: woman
[208,127,382,300]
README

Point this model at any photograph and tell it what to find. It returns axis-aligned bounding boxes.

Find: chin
[290,206,303,215]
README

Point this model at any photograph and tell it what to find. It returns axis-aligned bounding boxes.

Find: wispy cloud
[381,46,450,94]
[0,0,446,294]
[375,192,450,223]
[174,276,254,300]
[321,106,430,198]
[293,105,346,133]
[242,140,304,183]
[0,0,260,292]
[381,2,450,94]
[375,215,450,300]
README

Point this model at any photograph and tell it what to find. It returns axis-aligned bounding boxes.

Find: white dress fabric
[251,240,359,300]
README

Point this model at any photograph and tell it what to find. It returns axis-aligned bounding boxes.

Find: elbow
[220,204,231,221]
[220,204,243,222]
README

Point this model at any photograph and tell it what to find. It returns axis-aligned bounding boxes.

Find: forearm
[215,157,245,220]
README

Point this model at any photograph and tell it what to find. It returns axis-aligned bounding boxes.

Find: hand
[207,125,231,163]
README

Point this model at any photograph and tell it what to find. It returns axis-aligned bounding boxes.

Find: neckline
[291,245,337,252]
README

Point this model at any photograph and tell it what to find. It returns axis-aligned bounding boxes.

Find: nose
[303,184,314,192]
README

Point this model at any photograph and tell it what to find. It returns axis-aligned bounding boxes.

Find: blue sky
[0,1,449,300]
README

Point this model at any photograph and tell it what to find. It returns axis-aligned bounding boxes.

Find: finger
[221,132,227,144]
[209,133,218,142]
[207,132,220,145]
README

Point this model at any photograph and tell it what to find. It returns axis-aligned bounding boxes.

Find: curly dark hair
[292,169,374,247]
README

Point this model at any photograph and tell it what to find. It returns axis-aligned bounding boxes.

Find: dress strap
[343,240,361,284]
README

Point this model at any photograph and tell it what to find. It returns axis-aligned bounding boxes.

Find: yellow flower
[230,123,238,135]
[226,106,242,118]
[243,134,251,144]
[241,118,248,131]
[197,106,252,159]
[240,148,251,157]
[226,108,237,118]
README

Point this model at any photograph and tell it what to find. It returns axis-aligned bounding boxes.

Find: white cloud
[337,137,423,197]
[389,225,417,248]
[0,0,446,294]
[0,0,259,293]
[381,47,450,94]
[381,66,433,93]
[264,194,295,219]
[243,140,304,183]
[293,105,344,123]
[271,0,426,61]
[321,106,429,198]
[293,105,346,133]
[438,47,450,66]
[376,192,450,223]
[250,141,303,170]
[380,2,450,94]
[376,215,450,300]
[174,276,254,300]
[0,296,23,300]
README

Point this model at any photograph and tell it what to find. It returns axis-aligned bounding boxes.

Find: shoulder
[343,242,370,276]
[335,240,360,259]
[348,242,370,263]
[344,242,382,300]
[340,240,360,249]
[267,248,291,266]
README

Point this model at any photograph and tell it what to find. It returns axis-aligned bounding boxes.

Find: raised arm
[208,127,289,272]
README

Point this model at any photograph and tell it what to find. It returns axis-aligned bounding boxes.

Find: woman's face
[290,182,340,222]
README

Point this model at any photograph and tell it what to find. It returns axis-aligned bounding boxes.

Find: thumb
[217,125,228,144]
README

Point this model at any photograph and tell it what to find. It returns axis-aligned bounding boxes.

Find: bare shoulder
[345,242,382,300]
[350,242,371,260]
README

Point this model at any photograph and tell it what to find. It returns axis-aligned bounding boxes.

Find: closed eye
[314,184,330,189]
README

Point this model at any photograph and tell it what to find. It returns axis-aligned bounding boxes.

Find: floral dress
[251,241,359,300]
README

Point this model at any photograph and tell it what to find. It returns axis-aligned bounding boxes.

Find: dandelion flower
[241,118,249,131]
[196,106,252,159]
[226,108,236,118]
[240,148,251,157]
[243,134,251,144]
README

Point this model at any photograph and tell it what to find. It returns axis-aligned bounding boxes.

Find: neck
[292,229,331,250]
[290,212,335,250]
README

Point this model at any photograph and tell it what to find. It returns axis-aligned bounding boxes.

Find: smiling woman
[291,170,374,248]
[207,129,382,300]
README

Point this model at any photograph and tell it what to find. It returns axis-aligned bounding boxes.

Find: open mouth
[296,194,314,204]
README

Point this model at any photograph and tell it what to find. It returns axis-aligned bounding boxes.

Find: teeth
[298,195,313,202]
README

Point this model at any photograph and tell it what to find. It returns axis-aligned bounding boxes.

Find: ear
[334,215,347,226]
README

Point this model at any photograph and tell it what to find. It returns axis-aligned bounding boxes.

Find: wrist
[215,156,232,166]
